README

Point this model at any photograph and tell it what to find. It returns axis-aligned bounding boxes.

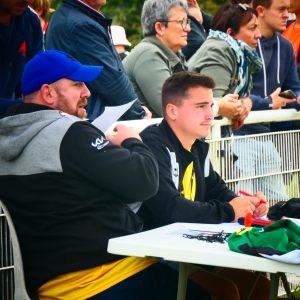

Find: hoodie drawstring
[277,35,280,84]
[257,37,281,98]
[258,39,267,98]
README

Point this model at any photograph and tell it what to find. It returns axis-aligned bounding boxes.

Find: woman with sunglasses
[123,0,241,120]
[188,3,262,130]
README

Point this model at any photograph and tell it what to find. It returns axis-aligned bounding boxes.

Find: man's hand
[233,97,252,128]
[240,97,252,117]
[253,191,269,217]
[186,0,199,7]
[106,124,142,145]
[142,106,152,119]
[229,196,260,221]
[271,88,296,109]
[218,94,241,119]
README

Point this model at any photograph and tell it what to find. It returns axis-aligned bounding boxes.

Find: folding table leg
[269,273,280,300]
[242,271,261,300]
[279,272,292,299]
[177,262,189,300]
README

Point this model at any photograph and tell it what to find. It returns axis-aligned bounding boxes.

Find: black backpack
[267,198,300,220]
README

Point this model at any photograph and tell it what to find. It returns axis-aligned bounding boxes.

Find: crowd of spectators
[0,0,300,299]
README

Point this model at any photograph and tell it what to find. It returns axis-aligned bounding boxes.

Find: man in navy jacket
[237,0,300,135]
[45,0,151,121]
[0,0,43,115]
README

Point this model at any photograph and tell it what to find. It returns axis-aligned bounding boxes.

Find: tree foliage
[50,0,227,47]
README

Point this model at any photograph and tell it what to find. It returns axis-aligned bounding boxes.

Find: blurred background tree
[49,0,227,47]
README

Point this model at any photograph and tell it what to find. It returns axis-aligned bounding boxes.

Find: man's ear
[256,5,265,17]
[166,103,178,121]
[40,84,55,105]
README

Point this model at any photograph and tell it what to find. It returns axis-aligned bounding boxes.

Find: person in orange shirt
[282,0,300,80]
[282,0,300,130]
[29,0,54,34]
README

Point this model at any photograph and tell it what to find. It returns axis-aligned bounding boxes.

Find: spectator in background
[0,0,43,115]
[187,1,203,23]
[46,0,151,121]
[123,0,189,117]
[181,0,212,61]
[188,3,262,133]
[246,0,300,133]
[30,0,54,34]
[282,0,300,81]
[187,3,288,200]
[282,0,300,130]
[123,0,241,120]
[111,25,131,61]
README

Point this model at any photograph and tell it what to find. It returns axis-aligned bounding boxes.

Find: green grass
[293,284,300,297]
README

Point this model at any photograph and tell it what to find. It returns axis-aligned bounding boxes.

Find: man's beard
[76,98,88,119]
[55,90,88,119]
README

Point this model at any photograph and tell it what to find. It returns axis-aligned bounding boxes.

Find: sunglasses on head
[228,3,250,26]
[231,3,249,17]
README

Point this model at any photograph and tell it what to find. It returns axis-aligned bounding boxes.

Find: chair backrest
[0,201,31,300]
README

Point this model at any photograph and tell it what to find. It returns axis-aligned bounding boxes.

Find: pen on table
[238,190,267,205]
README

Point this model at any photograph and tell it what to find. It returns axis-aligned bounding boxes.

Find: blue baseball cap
[21,50,103,96]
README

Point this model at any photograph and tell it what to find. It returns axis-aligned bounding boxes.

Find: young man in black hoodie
[137,71,270,300]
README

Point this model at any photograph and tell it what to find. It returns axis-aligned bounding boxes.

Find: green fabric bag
[228,219,300,264]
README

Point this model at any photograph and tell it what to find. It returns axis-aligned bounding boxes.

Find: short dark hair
[211,3,258,35]
[252,0,272,9]
[161,71,215,117]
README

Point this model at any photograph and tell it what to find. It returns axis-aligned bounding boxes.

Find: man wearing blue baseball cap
[0,50,209,300]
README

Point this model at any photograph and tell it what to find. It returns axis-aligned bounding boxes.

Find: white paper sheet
[91,99,136,133]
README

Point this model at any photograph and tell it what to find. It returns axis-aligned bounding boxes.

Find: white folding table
[108,223,300,300]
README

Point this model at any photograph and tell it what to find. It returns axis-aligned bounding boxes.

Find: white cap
[111,25,131,46]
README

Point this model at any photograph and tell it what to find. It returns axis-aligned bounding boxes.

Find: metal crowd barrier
[0,206,14,300]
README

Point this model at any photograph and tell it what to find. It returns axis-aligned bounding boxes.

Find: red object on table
[244,212,274,227]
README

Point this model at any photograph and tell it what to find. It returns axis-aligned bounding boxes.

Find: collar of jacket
[62,0,112,27]
[4,103,53,118]
[259,31,280,47]
[141,35,187,69]
[158,119,208,165]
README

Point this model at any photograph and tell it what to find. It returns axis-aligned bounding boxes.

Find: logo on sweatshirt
[18,41,27,56]
[91,137,109,150]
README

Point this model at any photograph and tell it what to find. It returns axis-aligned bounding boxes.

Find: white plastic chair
[0,201,31,300]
